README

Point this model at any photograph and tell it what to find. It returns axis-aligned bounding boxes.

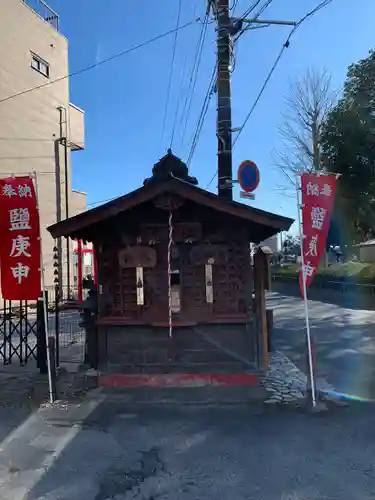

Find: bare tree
[274,68,336,185]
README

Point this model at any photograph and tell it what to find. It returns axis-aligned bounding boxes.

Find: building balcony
[22,0,59,31]
[69,103,85,151]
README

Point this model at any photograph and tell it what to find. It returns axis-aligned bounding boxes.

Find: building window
[31,52,49,77]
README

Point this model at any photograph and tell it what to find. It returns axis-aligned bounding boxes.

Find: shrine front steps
[97,385,269,406]
[100,361,257,374]
[97,370,269,405]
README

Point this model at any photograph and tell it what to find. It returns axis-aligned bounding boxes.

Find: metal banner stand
[296,176,317,408]
[32,172,55,404]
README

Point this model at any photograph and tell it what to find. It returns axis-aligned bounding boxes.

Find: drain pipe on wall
[58,106,71,299]
[54,138,63,292]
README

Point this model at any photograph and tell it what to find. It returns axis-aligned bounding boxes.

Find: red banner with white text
[299,173,337,297]
[0,177,41,300]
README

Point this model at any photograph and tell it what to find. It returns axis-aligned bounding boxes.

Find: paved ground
[0,391,371,500]
[269,291,375,400]
[0,294,375,498]
[0,340,90,447]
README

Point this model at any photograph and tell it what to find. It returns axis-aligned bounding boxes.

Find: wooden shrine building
[48,150,293,376]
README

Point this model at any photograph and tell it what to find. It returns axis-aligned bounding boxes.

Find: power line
[170,55,188,148]
[233,0,333,148]
[235,0,273,42]
[0,19,199,105]
[160,0,183,147]
[206,168,218,191]
[179,11,210,150]
[206,0,334,190]
[187,64,217,167]
[241,0,264,18]
[87,195,119,208]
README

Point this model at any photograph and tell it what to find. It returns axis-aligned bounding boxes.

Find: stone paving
[262,351,335,404]
[268,291,375,400]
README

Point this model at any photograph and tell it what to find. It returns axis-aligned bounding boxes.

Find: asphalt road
[269,291,375,400]
[23,399,375,500]
[0,294,375,499]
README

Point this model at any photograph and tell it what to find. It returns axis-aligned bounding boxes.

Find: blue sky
[50,0,375,226]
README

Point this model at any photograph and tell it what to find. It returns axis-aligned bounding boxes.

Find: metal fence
[272,273,375,295]
[0,288,86,368]
[0,300,38,365]
[46,299,85,366]
[45,285,91,307]
[271,273,375,311]
[23,0,59,30]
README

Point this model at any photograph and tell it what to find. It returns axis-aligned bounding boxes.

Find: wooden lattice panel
[213,243,249,315]
[182,243,210,322]
[120,267,138,317]
[142,244,168,322]
[140,223,202,244]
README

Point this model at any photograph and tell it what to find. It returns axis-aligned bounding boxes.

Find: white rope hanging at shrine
[167,211,173,338]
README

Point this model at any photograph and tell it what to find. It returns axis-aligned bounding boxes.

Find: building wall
[97,324,255,373]
[71,190,87,217]
[0,0,84,294]
[260,235,278,253]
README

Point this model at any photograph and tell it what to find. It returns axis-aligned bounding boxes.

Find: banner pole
[296,176,317,408]
[32,172,54,404]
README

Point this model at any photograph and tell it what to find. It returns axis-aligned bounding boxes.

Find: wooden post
[254,248,269,369]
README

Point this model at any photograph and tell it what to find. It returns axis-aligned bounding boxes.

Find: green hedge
[272,262,375,285]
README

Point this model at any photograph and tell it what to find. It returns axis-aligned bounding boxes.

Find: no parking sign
[237,160,260,194]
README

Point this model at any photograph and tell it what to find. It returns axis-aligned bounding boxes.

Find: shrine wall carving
[98,222,252,323]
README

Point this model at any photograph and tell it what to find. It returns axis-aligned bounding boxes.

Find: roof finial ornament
[143,150,198,186]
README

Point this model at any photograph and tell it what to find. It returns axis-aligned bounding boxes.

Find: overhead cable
[179,12,210,149]
[170,55,188,148]
[235,0,274,42]
[206,0,334,189]
[186,64,217,167]
[0,19,200,104]
[160,0,183,147]
[233,0,333,148]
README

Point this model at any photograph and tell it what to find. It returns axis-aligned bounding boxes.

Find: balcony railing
[23,0,59,31]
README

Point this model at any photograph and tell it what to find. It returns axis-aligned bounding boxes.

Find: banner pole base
[305,398,328,414]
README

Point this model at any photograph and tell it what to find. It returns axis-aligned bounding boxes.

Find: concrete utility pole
[209,1,295,200]
[212,0,235,201]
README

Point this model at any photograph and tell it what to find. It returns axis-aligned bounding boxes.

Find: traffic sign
[237,160,260,193]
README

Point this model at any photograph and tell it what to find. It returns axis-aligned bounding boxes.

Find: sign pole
[296,176,317,408]
[33,172,54,404]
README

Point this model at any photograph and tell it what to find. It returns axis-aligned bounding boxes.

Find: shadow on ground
[268,292,375,399]
[26,397,375,500]
[0,363,49,445]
